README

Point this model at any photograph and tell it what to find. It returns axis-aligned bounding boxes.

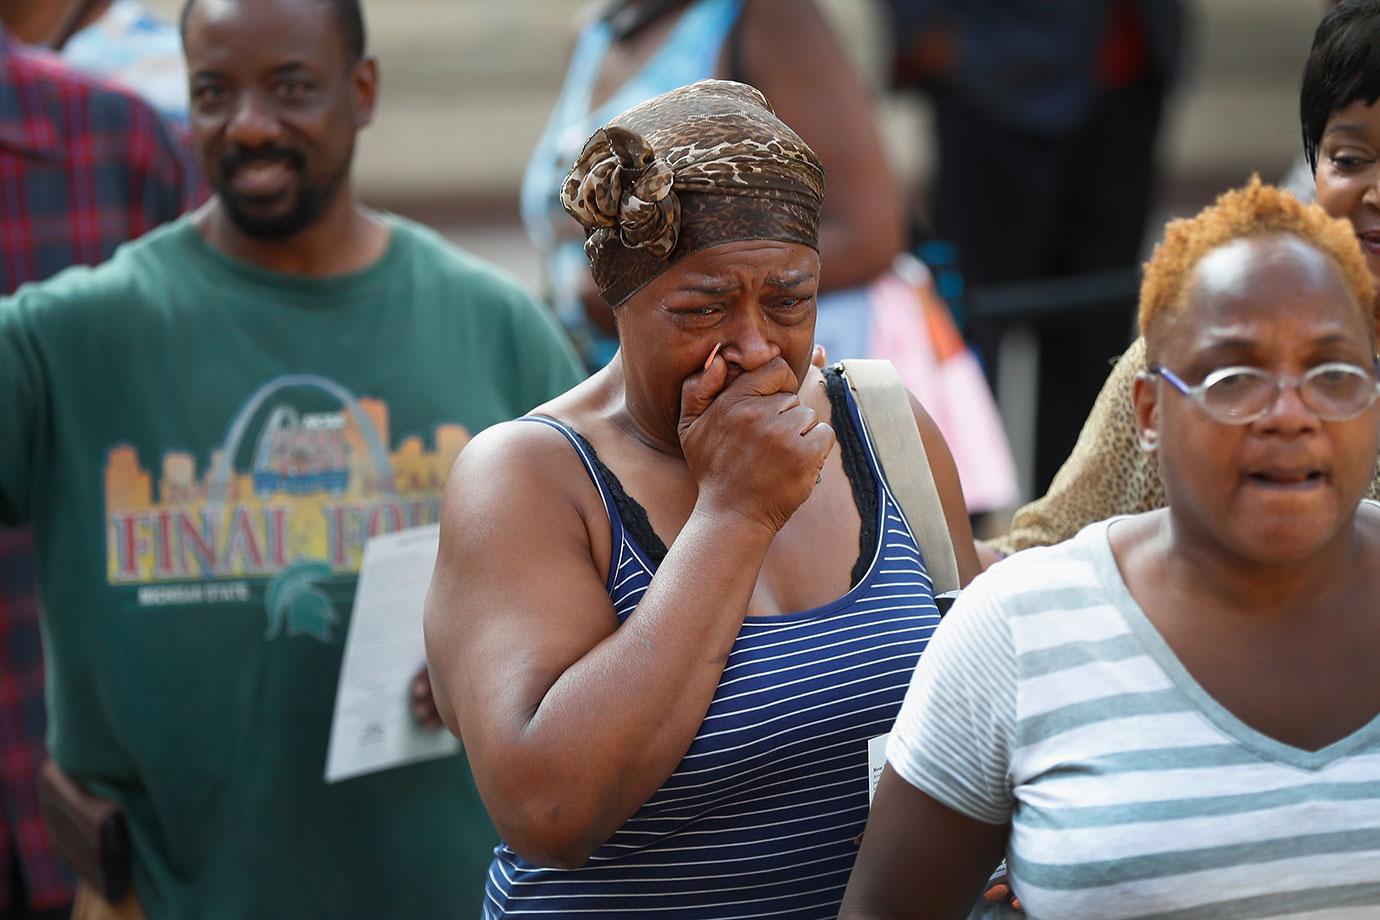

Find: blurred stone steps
[148,0,1324,211]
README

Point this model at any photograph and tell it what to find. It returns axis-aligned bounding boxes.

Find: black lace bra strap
[562,427,671,568]
[823,367,880,587]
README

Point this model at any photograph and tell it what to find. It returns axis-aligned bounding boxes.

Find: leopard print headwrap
[561,80,826,306]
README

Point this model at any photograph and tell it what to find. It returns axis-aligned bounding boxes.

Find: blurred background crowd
[162,0,1323,509]
[5,0,1326,510]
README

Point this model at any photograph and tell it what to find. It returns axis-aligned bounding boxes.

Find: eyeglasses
[1149,361,1380,425]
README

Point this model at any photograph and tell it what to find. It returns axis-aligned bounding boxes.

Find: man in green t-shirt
[0,0,584,916]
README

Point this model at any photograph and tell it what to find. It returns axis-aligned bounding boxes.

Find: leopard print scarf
[560,80,825,305]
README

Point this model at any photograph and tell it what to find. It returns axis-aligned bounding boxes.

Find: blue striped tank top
[484,375,940,918]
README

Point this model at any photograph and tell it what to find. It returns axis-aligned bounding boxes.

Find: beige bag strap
[838,359,960,596]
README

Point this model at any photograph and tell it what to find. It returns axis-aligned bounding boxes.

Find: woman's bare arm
[840,768,1009,919]
[911,394,981,586]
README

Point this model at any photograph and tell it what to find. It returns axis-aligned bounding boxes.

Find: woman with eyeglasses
[840,180,1380,918]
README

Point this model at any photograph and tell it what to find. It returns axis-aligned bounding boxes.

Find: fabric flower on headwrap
[560,80,826,306]
[561,126,682,260]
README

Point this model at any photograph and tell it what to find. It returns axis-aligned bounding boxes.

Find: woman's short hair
[1138,177,1375,342]
[1301,0,1380,173]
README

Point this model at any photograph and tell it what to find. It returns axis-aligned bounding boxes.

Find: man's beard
[215,145,351,240]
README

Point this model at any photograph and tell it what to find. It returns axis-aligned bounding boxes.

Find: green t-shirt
[0,215,584,918]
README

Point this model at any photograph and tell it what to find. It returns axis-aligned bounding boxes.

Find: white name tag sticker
[867,733,889,805]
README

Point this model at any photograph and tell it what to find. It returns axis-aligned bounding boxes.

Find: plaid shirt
[0,28,194,912]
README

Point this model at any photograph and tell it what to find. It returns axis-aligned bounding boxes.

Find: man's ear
[1132,370,1160,453]
[350,56,379,129]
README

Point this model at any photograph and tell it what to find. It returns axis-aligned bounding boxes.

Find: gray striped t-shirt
[887,517,1380,919]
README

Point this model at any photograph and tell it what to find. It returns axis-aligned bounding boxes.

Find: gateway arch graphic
[205,374,398,642]
[207,374,397,504]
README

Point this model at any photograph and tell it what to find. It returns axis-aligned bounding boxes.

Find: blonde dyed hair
[1138,177,1376,343]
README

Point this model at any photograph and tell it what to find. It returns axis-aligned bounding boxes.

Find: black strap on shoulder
[823,367,880,587]
[562,427,671,567]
